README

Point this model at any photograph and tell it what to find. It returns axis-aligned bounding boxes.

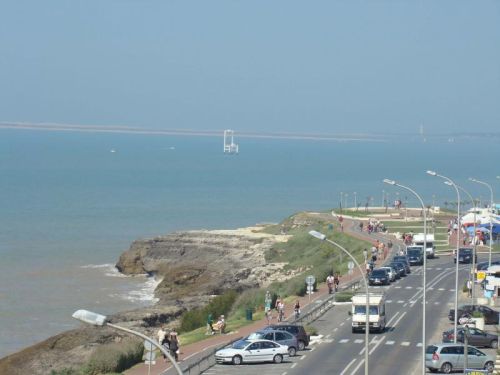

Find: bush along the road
[180,290,238,332]
[335,291,355,302]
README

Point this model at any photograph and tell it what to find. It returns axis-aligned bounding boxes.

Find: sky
[1,1,499,135]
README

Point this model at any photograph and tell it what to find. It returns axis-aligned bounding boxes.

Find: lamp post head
[426,170,437,176]
[72,309,107,326]
[383,179,396,185]
[308,230,326,241]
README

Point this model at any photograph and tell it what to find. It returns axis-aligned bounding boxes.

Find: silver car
[247,329,299,356]
[380,266,397,282]
[426,343,494,373]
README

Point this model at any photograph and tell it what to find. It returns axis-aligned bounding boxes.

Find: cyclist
[277,300,285,322]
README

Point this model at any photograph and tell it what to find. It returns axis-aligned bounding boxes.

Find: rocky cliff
[0,226,293,374]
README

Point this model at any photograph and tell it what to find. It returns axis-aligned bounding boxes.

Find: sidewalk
[124,217,395,375]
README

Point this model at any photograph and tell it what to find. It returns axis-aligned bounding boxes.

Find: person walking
[169,329,179,362]
[333,273,340,292]
[326,274,334,294]
[467,279,473,298]
[206,313,214,335]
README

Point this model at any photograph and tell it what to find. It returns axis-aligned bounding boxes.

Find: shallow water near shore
[0,129,498,357]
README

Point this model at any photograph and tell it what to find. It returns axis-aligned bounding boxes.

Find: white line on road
[369,335,386,355]
[339,339,349,343]
[392,311,407,328]
[438,288,445,291]
[350,359,365,375]
[386,300,393,303]
[395,286,402,289]
[416,343,422,347]
[405,286,412,289]
[397,300,405,303]
[340,358,357,375]
[354,339,364,344]
[386,341,395,345]
[291,363,297,368]
[340,322,345,326]
[401,341,410,346]
[386,310,401,326]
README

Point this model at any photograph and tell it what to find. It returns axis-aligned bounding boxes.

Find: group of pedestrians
[157,326,180,362]
[359,219,386,234]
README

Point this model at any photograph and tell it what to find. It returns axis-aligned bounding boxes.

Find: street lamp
[354,192,358,211]
[384,179,427,375]
[308,230,369,375]
[446,182,477,304]
[72,309,184,375]
[469,178,494,267]
[426,170,460,343]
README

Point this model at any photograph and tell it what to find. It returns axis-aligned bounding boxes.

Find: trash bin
[246,308,253,321]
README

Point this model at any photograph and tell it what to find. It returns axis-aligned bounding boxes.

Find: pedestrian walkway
[124,217,398,375]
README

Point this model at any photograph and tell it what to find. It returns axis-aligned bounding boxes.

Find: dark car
[390,261,406,277]
[454,248,477,264]
[369,268,390,286]
[392,256,411,273]
[407,248,424,266]
[265,324,310,351]
[476,260,500,271]
[448,305,500,325]
[442,327,498,348]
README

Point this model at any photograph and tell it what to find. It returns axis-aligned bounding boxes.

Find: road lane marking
[340,322,345,326]
[351,359,365,374]
[291,363,297,368]
[438,288,445,291]
[386,340,395,345]
[416,343,422,347]
[392,311,407,328]
[333,327,338,332]
[401,341,410,346]
[386,310,401,326]
[354,339,363,344]
[339,339,349,343]
[397,300,404,304]
[395,286,401,289]
[369,335,386,355]
[405,286,412,289]
[340,358,357,375]
[436,267,442,270]
[449,289,455,292]
[386,300,392,303]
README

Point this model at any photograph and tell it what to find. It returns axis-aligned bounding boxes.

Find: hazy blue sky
[1,1,499,135]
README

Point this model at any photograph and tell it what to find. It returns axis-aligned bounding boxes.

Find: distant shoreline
[0,121,388,142]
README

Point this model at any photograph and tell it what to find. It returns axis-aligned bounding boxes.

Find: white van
[350,293,386,333]
[412,233,435,259]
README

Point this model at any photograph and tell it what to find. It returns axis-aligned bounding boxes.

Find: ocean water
[0,129,498,357]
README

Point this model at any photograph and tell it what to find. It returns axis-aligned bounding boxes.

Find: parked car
[379,266,397,282]
[407,248,424,266]
[442,327,498,348]
[247,329,298,356]
[476,260,500,271]
[265,324,310,350]
[392,256,411,273]
[454,248,477,264]
[215,339,288,365]
[448,305,500,325]
[425,343,494,373]
[389,261,406,277]
[369,268,390,286]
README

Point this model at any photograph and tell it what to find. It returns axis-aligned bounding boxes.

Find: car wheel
[288,346,297,357]
[490,340,498,349]
[232,355,242,365]
[485,361,494,372]
[428,368,437,373]
[298,340,306,351]
[441,362,452,374]
[273,354,283,364]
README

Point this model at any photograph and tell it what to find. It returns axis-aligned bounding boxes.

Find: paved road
[202,255,497,375]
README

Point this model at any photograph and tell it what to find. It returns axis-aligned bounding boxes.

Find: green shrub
[304,324,318,336]
[180,290,238,332]
[82,338,143,375]
[335,291,354,302]
[50,369,81,375]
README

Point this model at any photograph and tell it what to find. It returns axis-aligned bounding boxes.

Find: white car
[215,339,289,365]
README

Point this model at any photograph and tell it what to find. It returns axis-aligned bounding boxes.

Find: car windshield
[247,332,265,340]
[393,257,407,262]
[232,340,251,349]
[390,263,402,269]
[407,250,421,257]
[354,305,379,315]
[459,248,472,255]
[371,270,386,277]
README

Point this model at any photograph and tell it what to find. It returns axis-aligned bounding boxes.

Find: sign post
[305,275,316,302]
[143,340,156,375]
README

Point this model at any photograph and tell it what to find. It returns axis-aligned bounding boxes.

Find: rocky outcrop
[0,226,296,374]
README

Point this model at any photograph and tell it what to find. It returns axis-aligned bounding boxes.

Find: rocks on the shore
[0,225,297,374]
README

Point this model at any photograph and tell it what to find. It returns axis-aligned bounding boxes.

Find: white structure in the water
[223,129,239,154]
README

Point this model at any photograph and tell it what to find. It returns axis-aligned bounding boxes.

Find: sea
[0,129,498,357]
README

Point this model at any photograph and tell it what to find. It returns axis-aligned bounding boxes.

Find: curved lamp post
[73,309,184,375]
[447,182,477,304]
[426,170,460,343]
[469,178,494,267]
[383,179,426,375]
[308,230,369,375]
